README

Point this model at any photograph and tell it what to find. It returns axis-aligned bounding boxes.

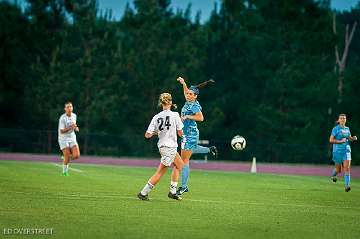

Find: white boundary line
[52,163,84,173]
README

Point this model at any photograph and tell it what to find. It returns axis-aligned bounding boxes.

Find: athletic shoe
[176,186,189,195]
[345,186,351,192]
[62,172,69,176]
[210,146,218,159]
[331,176,337,183]
[168,192,182,201]
[137,193,149,201]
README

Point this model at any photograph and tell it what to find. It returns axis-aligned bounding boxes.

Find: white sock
[170,181,178,194]
[63,164,69,173]
[141,182,154,196]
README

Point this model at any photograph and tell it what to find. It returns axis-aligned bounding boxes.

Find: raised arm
[177,77,189,98]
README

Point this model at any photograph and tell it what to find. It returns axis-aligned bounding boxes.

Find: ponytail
[158,92,176,109]
[195,79,215,89]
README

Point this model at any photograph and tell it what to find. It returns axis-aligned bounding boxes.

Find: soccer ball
[231,135,246,151]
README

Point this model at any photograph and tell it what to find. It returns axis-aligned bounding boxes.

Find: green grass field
[0,160,360,239]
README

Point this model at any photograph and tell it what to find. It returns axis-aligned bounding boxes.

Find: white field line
[52,163,84,173]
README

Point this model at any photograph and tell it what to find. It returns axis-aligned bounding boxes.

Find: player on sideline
[138,93,184,201]
[176,77,217,196]
[329,113,357,192]
[58,102,80,176]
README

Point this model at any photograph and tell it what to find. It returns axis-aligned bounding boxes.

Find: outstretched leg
[138,164,168,200]
[192,145,218,158]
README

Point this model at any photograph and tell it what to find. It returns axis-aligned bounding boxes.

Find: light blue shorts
[332,151,351,165]
[181,128,199,150]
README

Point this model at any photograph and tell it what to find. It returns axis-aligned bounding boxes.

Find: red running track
[1,152,360,178]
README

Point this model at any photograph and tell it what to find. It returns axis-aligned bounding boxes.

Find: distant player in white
[58,102,80,176]
[138,93,184,201]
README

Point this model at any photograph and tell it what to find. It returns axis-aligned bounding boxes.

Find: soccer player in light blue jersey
[176,77,218,195]
[329,113,357,192]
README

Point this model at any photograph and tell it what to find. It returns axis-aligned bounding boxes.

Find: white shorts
[346,145,351,161]
[159,147,177,167]
[58,139,78,150]
[346,152,351,161]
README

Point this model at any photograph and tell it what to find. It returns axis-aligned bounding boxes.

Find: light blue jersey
[181,100,201,150]
[181,100,202,135]
[331,125,351,154]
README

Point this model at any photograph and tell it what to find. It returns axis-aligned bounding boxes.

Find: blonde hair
[158,93,177,109]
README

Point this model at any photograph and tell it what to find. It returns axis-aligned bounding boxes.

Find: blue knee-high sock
[344,173,350,187]
[181,164,190,188]
[331,168,337,177]
[192,145,210,154]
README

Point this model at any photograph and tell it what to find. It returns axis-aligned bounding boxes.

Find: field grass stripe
[3,191,359,210]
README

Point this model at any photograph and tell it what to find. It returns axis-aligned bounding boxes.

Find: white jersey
[146,110,183,148]
[58,113,77,142]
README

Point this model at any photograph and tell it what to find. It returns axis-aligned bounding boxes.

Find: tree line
[1,0,359,163]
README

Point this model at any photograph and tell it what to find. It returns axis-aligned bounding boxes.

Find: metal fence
[0,128,158,157]
[0,128,358,165]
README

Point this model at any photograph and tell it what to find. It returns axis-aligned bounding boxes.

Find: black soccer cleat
[168,192,182,201]
[331,176,337,183]
[176,186,189,195]
[345,186,351,192]
[210,146,218,159]
[137,192,149,201]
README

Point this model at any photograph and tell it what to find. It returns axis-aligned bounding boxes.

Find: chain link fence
[0,128,358,165]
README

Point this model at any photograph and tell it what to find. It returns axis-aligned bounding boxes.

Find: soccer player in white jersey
[58,102,80,176]
[137,93,184,201]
